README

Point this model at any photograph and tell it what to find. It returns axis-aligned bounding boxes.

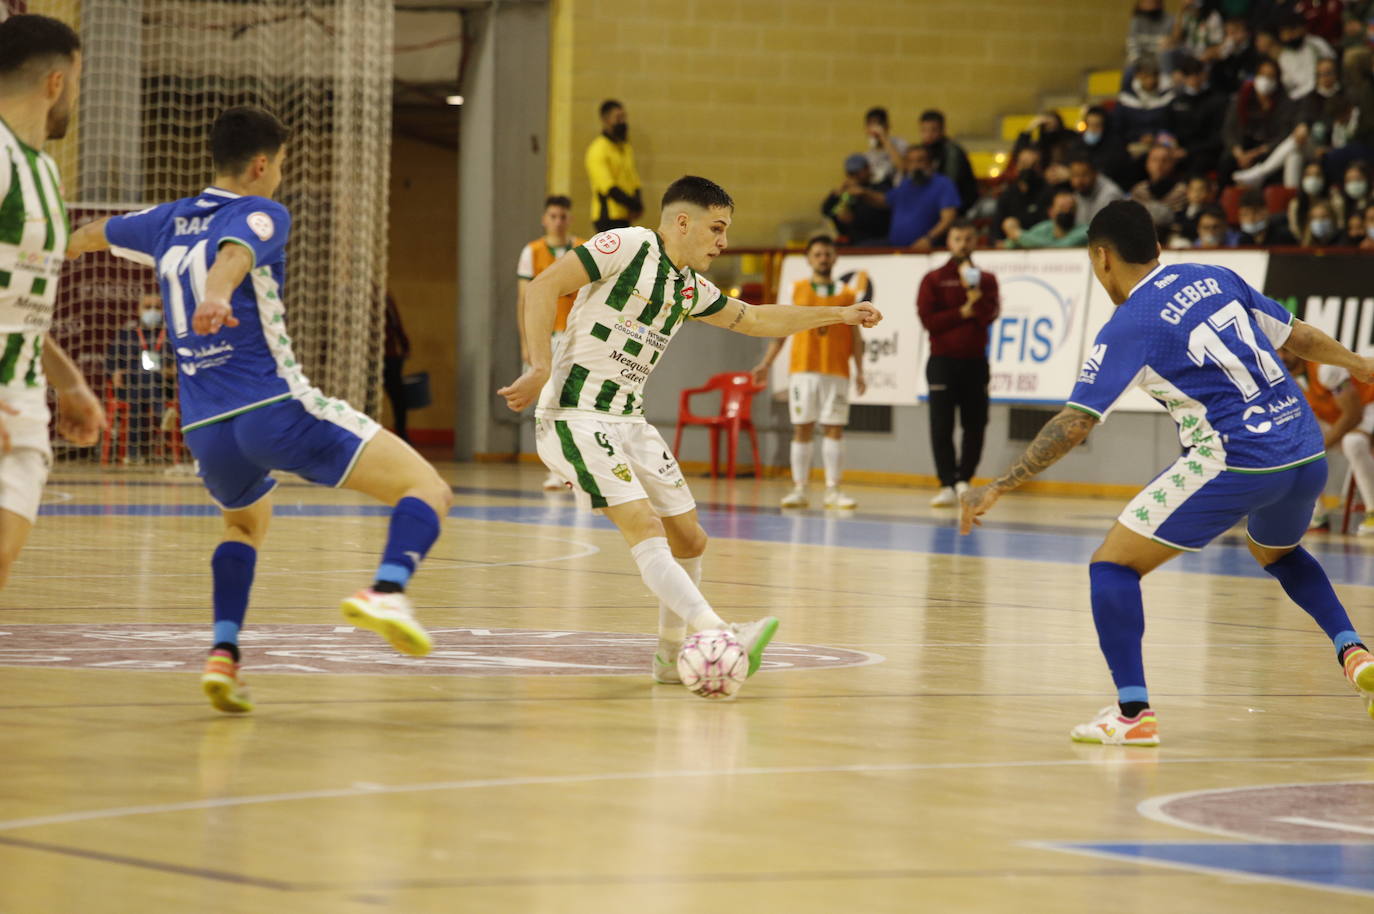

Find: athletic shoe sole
[202,673,253,713]
[340,598,433,657]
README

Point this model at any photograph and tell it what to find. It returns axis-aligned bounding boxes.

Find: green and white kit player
[0,15,103,589]
[499,176,881,690]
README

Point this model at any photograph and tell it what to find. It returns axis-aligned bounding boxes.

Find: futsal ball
[677,629,749,700]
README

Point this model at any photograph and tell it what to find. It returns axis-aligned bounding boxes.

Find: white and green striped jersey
[535,227,728,421]
[0,117,68,389]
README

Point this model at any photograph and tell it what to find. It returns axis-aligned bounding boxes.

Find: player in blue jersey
[66,107,452,713]
[959,200,1374,746]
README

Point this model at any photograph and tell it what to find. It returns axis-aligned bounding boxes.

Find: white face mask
[1254,75,1277,97]
[1199,232,1222,247]
[1302,175,1325,196]
[1241,217,1267,235]
[960,265,981,287]
[140,309,163,328]
[1346,180,1369,199]
[1310,218,1335,240]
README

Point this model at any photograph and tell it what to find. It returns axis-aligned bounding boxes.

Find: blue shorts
[1118,456,1327,551]
[184,394,380,510]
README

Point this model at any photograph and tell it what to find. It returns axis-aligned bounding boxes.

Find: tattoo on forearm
[994,409,1095,493]
[726,302,747,331]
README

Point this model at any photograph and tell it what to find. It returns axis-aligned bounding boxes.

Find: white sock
[791,440,813,489]
[822,437,843,488]
[632,537,725,632]
[657,554,700,643]
[1343,433,1374,508]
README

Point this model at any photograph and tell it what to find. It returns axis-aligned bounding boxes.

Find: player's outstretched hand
[842,302,882,328]
[56,386,104,447]
[498,367,548,413]
[192,299,239,335]
[959,483,1001,535]
[1351,356,1374,385]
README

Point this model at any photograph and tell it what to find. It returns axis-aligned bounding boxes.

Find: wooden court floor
[3,462,1374,913]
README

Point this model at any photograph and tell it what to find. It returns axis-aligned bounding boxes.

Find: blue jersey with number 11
[104,187,312,432]
[1067,262,1323,472]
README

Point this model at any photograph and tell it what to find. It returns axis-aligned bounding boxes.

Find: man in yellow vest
[517,195,584,490]
[585,100,642,233]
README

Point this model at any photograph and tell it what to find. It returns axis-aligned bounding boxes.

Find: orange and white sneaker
[1342,646,1374,720]
[340,589,432,657]
[201,648,254,713]
[1070,705,1160,746]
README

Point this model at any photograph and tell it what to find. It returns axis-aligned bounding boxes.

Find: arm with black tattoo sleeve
[959,406,1098,534]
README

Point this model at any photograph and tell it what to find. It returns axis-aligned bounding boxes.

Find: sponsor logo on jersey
[177,340,235,375]
[593,232,620,255]
[1153,273,1179,289]
[1242,405,1273,434]
[247,211,275,241]
[613,315,670,351]
[682,286,695,299]
[1077,343,1107,384]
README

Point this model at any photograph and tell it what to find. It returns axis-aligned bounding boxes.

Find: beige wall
[387,134,457,436]
[549,0,1133,245]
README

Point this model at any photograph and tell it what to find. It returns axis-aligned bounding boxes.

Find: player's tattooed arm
[992,407,1097,493]
[726,300,748,331]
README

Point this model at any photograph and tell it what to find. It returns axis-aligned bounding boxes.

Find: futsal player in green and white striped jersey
[499,176,881,690]
[0,15,103,589]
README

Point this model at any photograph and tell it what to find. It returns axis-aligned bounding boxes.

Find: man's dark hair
[1239,188,1266,210]
[1068,153,1096,171]
[0,14,80,83]
[599,99,622,118]
[1198,204,1227,222]
[1177,55,1203,77]
[805,234,836,252]
[947,217,976,234]
[1084,105,1109,122]
[544,195,572,210]
[1087,200,1159,264]
[1255,54,1279,73]
[661,175,734,211]
[919,109,945,125]
[211,106,290,175]
[864,106,888,126]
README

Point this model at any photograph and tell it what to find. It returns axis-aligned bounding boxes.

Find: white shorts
[535,415,695,516]
[0,387,52,523]
[789,372,850,426]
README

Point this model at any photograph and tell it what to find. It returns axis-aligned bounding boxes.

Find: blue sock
[1089,561,1149,707]
[1263,547,1362,655]
[373,496,441,592]
[212,541,257,652]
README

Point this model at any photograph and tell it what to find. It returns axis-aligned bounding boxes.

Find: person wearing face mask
[1339,210,1367,247]
[1236,189,1299,245]
[1323,47,1374,186]
[104,292,174,463]
[1129,143,1188,230]
[1172,175,1216,243]
[1232,59,1343,189]
[1210,17,1260,96]
[1004,189,1089,249]
[1288,162,1329,238]
[1115,57,1176,159]
[1362,202,1374,250]
[916,220,999,508]
[1167,56,1227,171]
[1079,106,1139,190]
[1275,12,1335,101]
[585,99,642,233]
[994,147,1052,244]
[1222,57,1295,185]
[1302,199,1340,246]
[884,144,960,251]
[1192,206,1240,248]
[1331,162,1372,227]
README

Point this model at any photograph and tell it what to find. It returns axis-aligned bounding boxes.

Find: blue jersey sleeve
[214,199,291,267]
[1231,269,1295,349]
[1066,316,1147,420]
[104,204,174,266]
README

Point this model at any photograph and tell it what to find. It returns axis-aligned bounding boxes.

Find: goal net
[12,0,393,467]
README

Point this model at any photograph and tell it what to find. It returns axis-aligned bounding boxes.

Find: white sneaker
[652,637,683,683]
[542,473,567,491]
[930,487,956,507]
[955,481,970,497]
[340,589,432,656]
[780,487,809,508]
[1069,704,1160,746]
[823,487,856,509]
[725,617,779,677]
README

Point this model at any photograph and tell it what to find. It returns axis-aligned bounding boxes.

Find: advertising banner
[1264,251,1374,354]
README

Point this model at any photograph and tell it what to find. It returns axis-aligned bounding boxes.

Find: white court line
[1026,840,1374,900]
[1137,781,1374,843]
[1275,817,1374,837]
[1,756,1371,835]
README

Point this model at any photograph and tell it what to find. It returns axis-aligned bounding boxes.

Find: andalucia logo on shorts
[612,463,632,483]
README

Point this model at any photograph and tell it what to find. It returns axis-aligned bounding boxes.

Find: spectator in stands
[1301,197,1341,245]
[862,106,907,189]
[1297,0,1345,47]
[1168,0,1225,71]
[1174,174,1217,242]
[1080,105,1138,190]
[1168,56,1228,171]
[1127,0,1174,69]
[1004,189,1088,248]
[1296,56,1347,149]
[1362,201,1374,249]
[1131,143,1188,230]
[1194,206,1241,248]
[917,219,999,508]
[919,109,978,213]
[584,99,641,233]
[1211,17,1260,95]
[822,154,892,246]
[1237,187,1299,244]
[106,293,173,463]
[1275,11,1335,100]
[1328,47,1374,183]
[1014,111,1081,174]
[886,144,960,251]
[1339,208,1367,246]
[1288,161,1330,237]
[1116,57,1176,156]
[996,147,1052,244]
[1069,155,1126,225]
[1331,160,1372,224]
[1341,7,1373,55]
[1222,57,1294,185]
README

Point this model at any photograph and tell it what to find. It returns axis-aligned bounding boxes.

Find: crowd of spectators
[821,0,1374,253]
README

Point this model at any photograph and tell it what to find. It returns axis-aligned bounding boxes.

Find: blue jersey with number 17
[104,187,312,432]
[1067,262,1323,472]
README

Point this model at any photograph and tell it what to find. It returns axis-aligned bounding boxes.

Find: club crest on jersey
[593,232,620,254]
[247,211,275,241]
[612,463,632,483]
[682,287,695,300]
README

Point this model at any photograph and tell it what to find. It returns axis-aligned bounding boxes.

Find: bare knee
[822,425,844,440]
[793,423,815,442]
[669,522,708,558]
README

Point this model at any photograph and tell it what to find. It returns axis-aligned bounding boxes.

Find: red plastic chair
[100,382,129,465]
[1220,185,1243,226]
[673,372,766,479]
[1265,185,1296,215]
